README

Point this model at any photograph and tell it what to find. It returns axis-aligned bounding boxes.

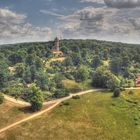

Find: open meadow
[1,89,140,140]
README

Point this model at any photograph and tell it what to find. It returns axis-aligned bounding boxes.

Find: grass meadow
[1,89,140,140]
[0,101,31,130]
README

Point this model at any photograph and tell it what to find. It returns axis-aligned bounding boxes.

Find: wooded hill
[0,39,140,110]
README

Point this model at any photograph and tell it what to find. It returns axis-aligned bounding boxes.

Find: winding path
[0,89,102,134]
[125,87,140,90]
[4,95,30,106]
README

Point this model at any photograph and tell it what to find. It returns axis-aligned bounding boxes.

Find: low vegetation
[0,101,31,129]
[113,88,121,97]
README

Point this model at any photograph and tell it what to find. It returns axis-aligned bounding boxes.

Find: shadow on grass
[18,106,33,114]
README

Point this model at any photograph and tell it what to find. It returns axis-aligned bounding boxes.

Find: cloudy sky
[0,0,140,44]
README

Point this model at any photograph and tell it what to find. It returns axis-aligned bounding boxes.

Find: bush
[0,93,4,104]
[128,90,134,95]
[113,88,121,98]
[72,95,80,99]
[66,86,81,93]
[53,89,69,98]
[62,102,70,106]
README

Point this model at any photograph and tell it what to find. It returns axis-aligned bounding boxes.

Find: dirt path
[4,87,139,107]
[4,95,30,106]
[0,89,102,134]
[43,89,100,105]
[125,87,140,90]
[4,89,101,106]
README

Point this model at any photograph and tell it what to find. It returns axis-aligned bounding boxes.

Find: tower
[52,37,63,57]
[54,37,60,52]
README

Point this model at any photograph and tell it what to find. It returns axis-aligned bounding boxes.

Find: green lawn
[1,90,140,140]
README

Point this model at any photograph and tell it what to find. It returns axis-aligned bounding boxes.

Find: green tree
[110,57,122,74]
[53,89,69,98]
[0,61,9,89]
[63,57,73,68]
[15,63,25,78]
[8,53,23,65]
[71,53,82,66]
[75,65,89,82]
[4,81,24,100]
[30,65,37,81]
[29,84,44,112]
[23,67,32,83]
[106,75,120,91]
[35,57,43,69]
[35,70,48,90]
[92,55,102,69]
[113,88,121,97]
[25,54,35,66]
[92,66,120,90]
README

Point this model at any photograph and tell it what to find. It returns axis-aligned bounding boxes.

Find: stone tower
[54,37,60,52]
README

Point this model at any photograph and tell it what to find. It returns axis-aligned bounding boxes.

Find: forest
[0,39,140,111]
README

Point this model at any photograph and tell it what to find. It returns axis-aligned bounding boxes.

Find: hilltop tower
[52,37,63,57]
[53,37,60,52]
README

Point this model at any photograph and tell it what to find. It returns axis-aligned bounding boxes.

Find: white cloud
[80,0,104,4]
[59,7,140,43]
[104,0,140,8]
[80,0,140,8]
[0,8,53,44]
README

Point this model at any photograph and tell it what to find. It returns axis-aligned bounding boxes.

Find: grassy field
[0,101,31,129]
[1,90,140,140]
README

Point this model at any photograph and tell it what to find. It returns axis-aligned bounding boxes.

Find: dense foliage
[0,39,140,105]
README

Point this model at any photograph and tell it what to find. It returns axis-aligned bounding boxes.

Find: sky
[0,0,140,44]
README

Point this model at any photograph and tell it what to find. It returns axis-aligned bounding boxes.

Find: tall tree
[75,65,89,82]
[29,84,44,112]
[92,55,102,69]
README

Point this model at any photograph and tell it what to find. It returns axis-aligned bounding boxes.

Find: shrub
[53,89,69,98]
[66,86,81,93]
[113,88,121,98]
[62,102,70,106]
[111,103,116,106]
[0,93,4,104]
[128,90,134,95]
[72,95,80,99]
